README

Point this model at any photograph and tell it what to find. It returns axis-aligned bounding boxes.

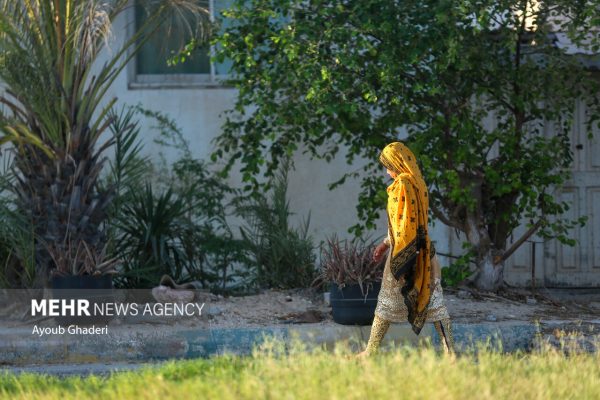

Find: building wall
[85,8,600,286]
[0,3,598,291]
[90,7,458,265]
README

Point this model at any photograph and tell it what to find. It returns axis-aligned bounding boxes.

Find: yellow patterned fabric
[379,142,432,335]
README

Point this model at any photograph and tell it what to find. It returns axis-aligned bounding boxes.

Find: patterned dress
[374,239,450,323]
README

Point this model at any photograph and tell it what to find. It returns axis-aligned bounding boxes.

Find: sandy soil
[194,285,600,328]
[4,285,599,336]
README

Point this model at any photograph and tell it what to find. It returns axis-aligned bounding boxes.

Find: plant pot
[329,281,381,325]
[50,274,115,325]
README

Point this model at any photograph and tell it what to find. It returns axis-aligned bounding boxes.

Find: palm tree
[0,0,210,287]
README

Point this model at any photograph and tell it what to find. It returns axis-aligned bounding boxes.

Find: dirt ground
[183,284,600,331]
[5,284,600,339]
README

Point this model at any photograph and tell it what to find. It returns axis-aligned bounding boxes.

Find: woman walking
[356,142,455,357]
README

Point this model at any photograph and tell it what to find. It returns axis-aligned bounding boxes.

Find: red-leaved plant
[312,235,385,296]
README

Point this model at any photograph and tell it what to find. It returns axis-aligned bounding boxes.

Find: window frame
[126,0,232,89]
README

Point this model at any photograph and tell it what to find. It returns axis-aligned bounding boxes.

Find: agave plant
[0,0,210,285]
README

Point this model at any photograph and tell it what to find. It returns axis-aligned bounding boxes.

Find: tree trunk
[473,251,504,292]
[13,143,113,286]
[464,213,504,292]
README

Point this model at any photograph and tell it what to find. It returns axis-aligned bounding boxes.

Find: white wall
[93,8,456,264]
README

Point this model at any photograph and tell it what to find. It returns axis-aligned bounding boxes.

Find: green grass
[1,335,599,400]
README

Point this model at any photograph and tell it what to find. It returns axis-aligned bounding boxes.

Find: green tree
[213,0,600,291]
[0,0,210,286]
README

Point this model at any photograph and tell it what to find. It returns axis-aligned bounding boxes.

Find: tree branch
[494,219,543,265]
[430,202,464,231]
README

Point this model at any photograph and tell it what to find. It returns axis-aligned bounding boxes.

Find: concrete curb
[0,321,540,366]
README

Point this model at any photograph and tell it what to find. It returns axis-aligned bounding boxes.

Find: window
[130,0,233,88]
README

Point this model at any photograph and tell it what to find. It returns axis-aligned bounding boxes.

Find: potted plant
[47,238,120,325]
[313,235,385,325]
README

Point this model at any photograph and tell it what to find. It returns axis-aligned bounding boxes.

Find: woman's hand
[373,242,390,263]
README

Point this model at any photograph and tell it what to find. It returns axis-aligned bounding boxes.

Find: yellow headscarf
[379,142,433,335]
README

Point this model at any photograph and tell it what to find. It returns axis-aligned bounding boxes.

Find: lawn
[1,336,598,400]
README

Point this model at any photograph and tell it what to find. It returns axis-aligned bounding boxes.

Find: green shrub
[235,158,316,289]
[171,156,250,293]
[106,106,248,290]
[0,198,37,288]
[0,155,37,288]
[112,183,192,288]
[441,244,476,288]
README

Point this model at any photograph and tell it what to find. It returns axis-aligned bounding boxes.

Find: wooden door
[506,99,600,287]
[544,99,600,287]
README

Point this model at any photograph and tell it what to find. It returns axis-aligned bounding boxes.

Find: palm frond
[0,0,211,283]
